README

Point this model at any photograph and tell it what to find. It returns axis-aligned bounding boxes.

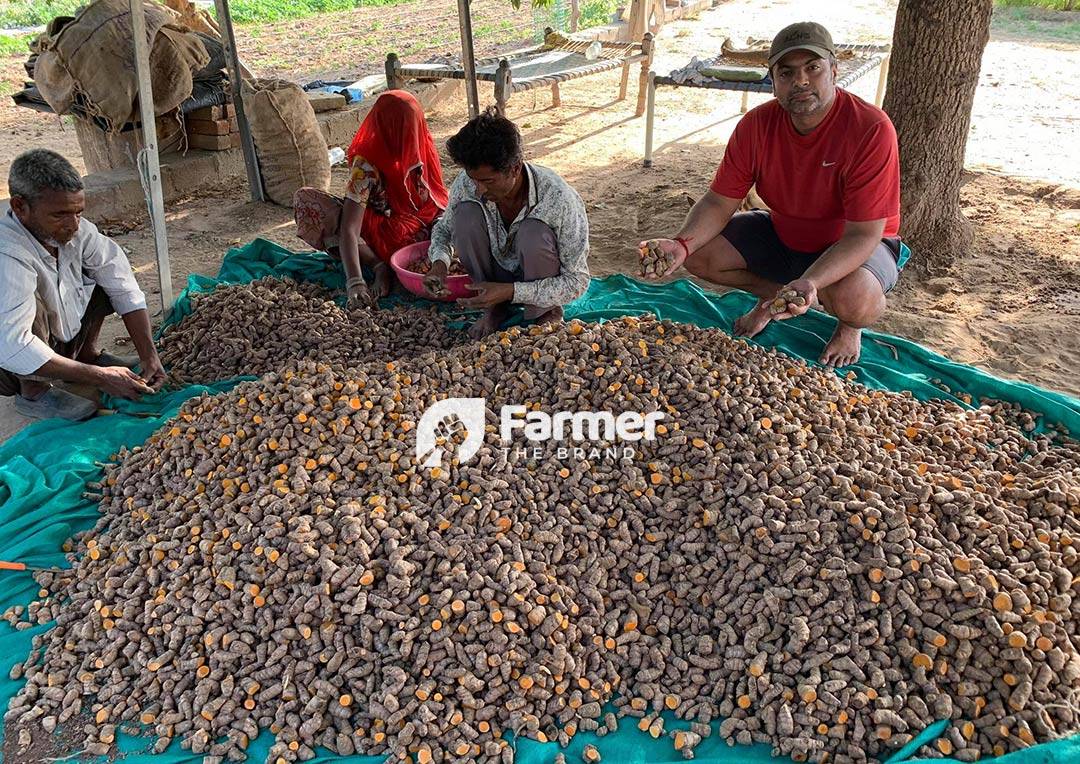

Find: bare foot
[733,302,773,338]
[75,346,101,364]
[19,380,51,401]
[468,305,511,339]
[372,263,395,299]
[820,322,863,367]
[529,306,564,328]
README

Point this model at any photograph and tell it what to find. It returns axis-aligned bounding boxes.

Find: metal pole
[457,0,480,118]
[874,53,891,107]
[643,71,655,167]
[214,0,265,202]
[128,0,173,318]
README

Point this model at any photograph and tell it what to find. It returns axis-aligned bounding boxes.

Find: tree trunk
[882,0,993,272]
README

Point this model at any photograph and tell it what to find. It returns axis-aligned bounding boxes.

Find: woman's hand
[346,276,377,310]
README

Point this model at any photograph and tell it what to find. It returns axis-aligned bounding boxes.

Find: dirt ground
[2,0,1080,190]
[0,0,1078,440]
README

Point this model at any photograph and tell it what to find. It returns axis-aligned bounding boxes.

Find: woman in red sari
[294,90,448,308]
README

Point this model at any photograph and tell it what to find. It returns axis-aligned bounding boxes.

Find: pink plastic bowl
[390,241,473,302]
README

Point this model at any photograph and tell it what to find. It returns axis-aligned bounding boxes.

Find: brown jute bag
[245,78,331,207]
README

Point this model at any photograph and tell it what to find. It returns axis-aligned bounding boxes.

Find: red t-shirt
[710,88,900,253]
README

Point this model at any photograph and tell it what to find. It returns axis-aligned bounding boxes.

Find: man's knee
[85,286,114,322]
[684,249,718,281]
[820,269,886,327]
[452,202,486,235]
[74,287,113,343]
[684,234,751,284]
[451,203,487,247]
[452,203,492,274]
[517,219,559,280]
[30,292,51,343]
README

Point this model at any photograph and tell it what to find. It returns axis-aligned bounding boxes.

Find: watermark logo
[500,405,664,443]
[415,398,665,466]
[416,397,486,468]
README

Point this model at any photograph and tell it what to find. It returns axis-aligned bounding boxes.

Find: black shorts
[720,210,903,293]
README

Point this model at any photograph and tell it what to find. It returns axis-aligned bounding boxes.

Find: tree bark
[882,0,993,272]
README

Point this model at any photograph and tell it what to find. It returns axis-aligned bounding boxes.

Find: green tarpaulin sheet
[1,238,1077,764]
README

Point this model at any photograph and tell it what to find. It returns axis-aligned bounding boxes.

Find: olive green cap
[768,22,836,68]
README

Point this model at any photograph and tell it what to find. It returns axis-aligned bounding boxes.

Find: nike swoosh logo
[822,161,837,167]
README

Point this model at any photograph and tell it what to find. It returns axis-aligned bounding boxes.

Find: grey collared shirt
[428,163,590,308]
[0,208,146,376]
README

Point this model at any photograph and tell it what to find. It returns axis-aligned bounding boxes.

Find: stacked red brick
[184,103,240,151]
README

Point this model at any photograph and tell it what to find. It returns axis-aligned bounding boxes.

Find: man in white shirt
[0,149,166,420]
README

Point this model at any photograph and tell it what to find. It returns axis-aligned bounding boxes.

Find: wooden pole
[128,0,173,318]
[213,0,265,202]
[626,0,643,43]
[457,0,480,118]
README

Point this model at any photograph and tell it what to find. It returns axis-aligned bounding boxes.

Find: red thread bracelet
[673,237,691,258]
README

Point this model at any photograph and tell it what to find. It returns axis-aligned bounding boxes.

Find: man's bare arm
[771,218,889,320]
[34,355,154,399]
[803,218,887,290]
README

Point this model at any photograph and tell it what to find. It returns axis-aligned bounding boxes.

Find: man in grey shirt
[423,109,590,339]
[0,150,165,420]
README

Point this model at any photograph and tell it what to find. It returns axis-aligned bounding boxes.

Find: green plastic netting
[1,238,1077,764]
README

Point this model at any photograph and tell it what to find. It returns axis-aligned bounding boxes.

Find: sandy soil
[2,0,1079,192]
[0,0,1078,440]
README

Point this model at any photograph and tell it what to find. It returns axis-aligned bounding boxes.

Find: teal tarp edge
[2,238,1078,764]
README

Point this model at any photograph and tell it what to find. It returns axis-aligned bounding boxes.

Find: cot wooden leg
[495,59,511,116]
[552,82,562,108]
[740,90,749,114]
[636,32,654,117]
[619,60,630,101]
[385,52,404,91]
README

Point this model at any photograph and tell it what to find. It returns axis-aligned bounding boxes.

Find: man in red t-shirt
[640,22,903,367]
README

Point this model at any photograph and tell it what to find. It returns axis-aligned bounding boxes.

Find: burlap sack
[32,48,77,116]
[245,79,331,207]
[151,24,212,115]
[33,0,209,130]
